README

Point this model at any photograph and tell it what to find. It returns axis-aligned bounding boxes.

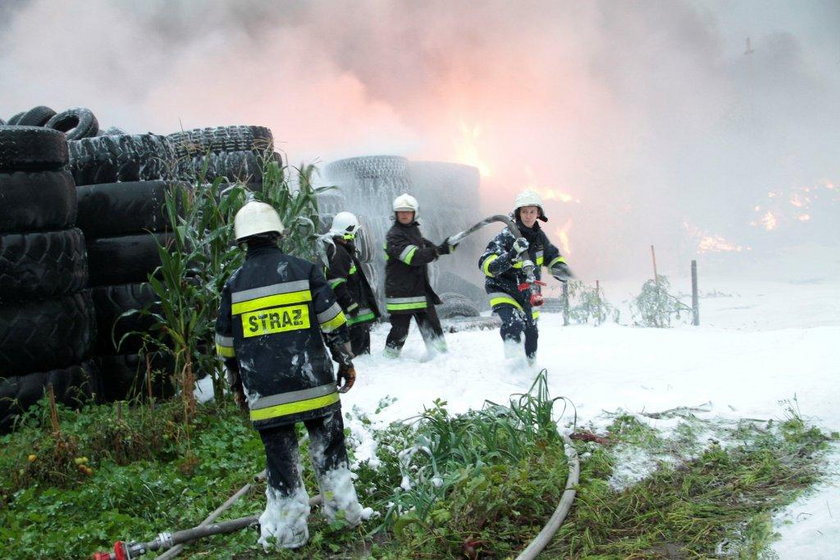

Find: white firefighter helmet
[234,201,284,242]
[329,211,360,239]
[513,189,547,222]
[392,193,419,218]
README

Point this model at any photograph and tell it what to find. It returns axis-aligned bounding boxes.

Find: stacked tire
[168,125,278,188]
[69,133,180,401]
[5,105,100,140]
[0,126,97,431]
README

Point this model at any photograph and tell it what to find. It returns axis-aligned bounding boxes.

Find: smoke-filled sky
[1,0,838,278]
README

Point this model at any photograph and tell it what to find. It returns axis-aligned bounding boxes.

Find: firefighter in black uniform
[324,211,380,355]
[215,201,363,550]
[383,193,456,358]
[478,190,572,365]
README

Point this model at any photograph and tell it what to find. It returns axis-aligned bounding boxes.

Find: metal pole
[562,282,569,326]
[691,260,699,326]
[595,280,602,325]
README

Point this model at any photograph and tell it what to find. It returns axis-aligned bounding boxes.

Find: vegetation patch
[1,377,831,559]
[546,400,830,558]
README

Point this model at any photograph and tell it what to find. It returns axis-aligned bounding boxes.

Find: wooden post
[691,260,699,326]
[650,245,659,283]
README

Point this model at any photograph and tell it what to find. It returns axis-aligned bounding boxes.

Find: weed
[630,275,692,327]
[566,280,620,325]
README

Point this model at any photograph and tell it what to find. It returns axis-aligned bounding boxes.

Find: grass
[0,378,832,559]
[546,403,831,558]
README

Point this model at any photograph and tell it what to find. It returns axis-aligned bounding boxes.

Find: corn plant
[126,151,330,416]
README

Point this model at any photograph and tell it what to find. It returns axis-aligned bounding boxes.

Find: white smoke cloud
[1,0,837,278]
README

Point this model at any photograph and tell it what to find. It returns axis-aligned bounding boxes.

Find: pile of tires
[167,125,279,188]
[0,126,97,431]
[69,129,181,401]
[5,105,100,140]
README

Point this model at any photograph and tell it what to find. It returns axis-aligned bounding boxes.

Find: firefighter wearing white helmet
[217,200,364,549]
[382,193,456,358]
[478,189,572,366]
[324,211,380,355]
[513,189,548,223]
[328,211,360,239]
[392,193,419,217]
[234,200,285,242]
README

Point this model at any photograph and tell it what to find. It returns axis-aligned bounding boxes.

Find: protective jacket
[215,244,349,430]
[478,220,566,313]
[384,220,441,314]
[325,239,380,325]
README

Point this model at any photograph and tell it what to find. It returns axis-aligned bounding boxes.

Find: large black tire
[6,112,24,125]
[76,180,188,237]
[0,291,96,377]
[0,228,88,302]
[44,107,99,140]
[176,150,267,185]
[325,155,411,180]
[0,126,69,171]
[85,232,175,286]
[0,169,77,233]
[91,283,160,354]
[167,125,274,158]
[17,105,57,127]
[68,133,175,185]
[437,291,480,319]
[96,352,175,401]
[0,360,96,432]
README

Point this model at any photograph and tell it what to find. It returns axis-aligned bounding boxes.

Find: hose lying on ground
[515,432,580,560]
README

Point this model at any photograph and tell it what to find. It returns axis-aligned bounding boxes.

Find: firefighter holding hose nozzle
[478,190,572,366]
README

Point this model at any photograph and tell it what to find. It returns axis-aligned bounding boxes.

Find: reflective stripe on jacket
[324,239,380,325]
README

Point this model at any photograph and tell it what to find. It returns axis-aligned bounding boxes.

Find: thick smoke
[1,0,837,279]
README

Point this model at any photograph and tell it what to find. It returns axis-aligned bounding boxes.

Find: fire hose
[92,470,321,560]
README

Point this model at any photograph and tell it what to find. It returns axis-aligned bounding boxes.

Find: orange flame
[760,211,778,230]
[454,121,492,176]
[751,179,838,231]
[697,235,749,253]
[684,221,749,253]
[554,219,573,255]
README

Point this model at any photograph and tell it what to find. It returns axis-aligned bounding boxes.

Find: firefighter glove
[437,237,458,255]
[551,262,572,282]
[337,362,356,393]
[512,237,529,255]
